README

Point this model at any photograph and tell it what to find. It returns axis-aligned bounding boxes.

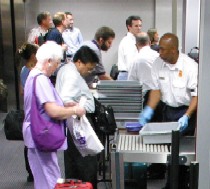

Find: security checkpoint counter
[110,129,195,189]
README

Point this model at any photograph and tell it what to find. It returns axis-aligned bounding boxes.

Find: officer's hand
[139,106,154,126]
[178,115,189,132]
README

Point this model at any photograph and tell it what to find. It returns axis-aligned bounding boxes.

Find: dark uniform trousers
[162,103,196,189]
[64,114,98,189]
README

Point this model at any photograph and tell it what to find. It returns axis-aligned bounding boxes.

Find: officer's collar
[163,54,183,71]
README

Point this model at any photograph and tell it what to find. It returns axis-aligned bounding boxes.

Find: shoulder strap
[32,74,42,96]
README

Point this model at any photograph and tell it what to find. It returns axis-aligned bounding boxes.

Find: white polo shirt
[128,46,159,92]
[150,53,198,107]
[117,32,138,71]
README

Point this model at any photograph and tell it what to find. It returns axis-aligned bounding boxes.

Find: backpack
[35,30,50,46]
[93,98,117,134]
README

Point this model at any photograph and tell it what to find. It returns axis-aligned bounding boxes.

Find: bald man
[128,32,159,94]
[139,33,198,189]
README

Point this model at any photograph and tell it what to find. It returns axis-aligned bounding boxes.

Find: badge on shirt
[178,70,183,77]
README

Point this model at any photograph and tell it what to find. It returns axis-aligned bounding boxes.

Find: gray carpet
[0,114,165,189]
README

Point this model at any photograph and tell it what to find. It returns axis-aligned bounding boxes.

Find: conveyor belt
[117,135,170,153]
[111,133,195,164]
[111,133,196,189]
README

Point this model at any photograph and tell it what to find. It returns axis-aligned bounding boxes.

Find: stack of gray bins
[96,80,143,121]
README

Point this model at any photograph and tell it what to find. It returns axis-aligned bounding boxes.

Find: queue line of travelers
[15,10,198,189]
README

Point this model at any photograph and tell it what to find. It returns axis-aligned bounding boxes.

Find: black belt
[164,104,188,111]
[119,70,128,73]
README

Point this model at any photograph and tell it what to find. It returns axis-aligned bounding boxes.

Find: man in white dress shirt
[139,33,198,189]
[117,15,142,80]
[62,12,83,58]
[56,46,99,189]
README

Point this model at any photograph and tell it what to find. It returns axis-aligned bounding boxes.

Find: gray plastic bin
[139,122,180,144]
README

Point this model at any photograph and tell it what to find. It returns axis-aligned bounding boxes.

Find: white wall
[182,0,200,54]
[24,0,187,73]
[27,0,155,73]
[197,0,210,188]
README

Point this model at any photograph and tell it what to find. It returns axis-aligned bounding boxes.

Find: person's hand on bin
[178,114,189,132]
[139,106,154,126]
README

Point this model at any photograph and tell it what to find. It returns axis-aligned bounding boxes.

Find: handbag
[30,75,66,152]
[69,115,104,157]
[4,110,24,140]
[93,98,117,134]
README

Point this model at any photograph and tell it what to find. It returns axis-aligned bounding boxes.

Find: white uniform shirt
[55,63,95,113]
[150,53,198,107]
[117,32,138,71]
[62,27,83,56]
[128,46,159,92]
[27,26,48,45]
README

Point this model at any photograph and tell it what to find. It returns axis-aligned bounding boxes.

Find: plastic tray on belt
[125,122,143,132]
[139,122,180,144]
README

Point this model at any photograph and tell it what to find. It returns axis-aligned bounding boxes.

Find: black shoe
[27,175,34,182]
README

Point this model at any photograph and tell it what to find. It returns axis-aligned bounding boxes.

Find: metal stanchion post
[189,161,199,189]
[170,130,180,189]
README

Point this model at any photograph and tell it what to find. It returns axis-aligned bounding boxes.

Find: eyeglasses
[87,68,95,73]
[85,64,96,73]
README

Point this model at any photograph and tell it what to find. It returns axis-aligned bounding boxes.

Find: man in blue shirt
[46,12,67,47]
[62,12,83,58]
[46,12,68,84]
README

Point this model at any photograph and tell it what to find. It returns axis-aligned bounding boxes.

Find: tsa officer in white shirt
[117,15,142,80]
[62,12,83,58]
[139,33,198,189]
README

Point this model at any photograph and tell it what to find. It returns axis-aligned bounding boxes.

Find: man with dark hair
[62,12,83,58]
[56,46,99,189]
[117,15,142,80]
[139,33,198,189]
[27,11,52,45]
[82,26,115,87]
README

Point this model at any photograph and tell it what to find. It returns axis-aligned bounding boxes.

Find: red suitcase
[54,179,93,189]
